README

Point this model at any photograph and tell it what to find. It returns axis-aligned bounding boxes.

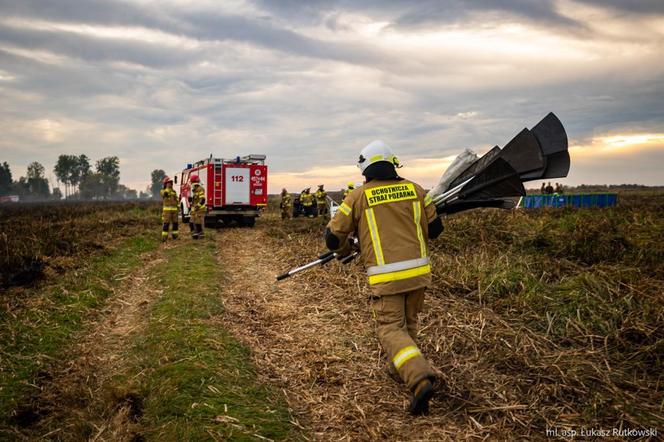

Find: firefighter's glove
[335,237,356,260]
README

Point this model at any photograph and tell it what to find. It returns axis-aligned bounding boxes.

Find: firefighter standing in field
[343,182,355,199]
[315,184,328,217]
[301,188,315,218]
[189,175,206,239]
[325,140,444,415]
[280,188,292,220]
[160,177,179,241]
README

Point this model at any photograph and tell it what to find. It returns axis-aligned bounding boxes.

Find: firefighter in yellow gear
[342,182,355,199]
[326,140,444,415]
[300,188,314,218]
[315,184,328,216]
[189,175,206,239]
[280,188,292,220]
[160,177,179,241]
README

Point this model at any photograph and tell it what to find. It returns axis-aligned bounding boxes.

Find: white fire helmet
[357,140,400,173]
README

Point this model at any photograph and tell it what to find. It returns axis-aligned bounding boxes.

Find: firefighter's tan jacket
[160,188,178,212]
[327,178,436,296]
[315,189,327,204]
[281,193,292,208]
[191,184,206,213]
[301,192,314,207]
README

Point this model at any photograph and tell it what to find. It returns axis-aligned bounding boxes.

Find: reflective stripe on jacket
[315,190,327,204]
[301,193,314,207]
[327,178,437,296]
[160,188,179,211]
[191,185,206,213]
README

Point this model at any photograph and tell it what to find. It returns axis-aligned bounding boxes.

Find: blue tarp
[520,193,618,209]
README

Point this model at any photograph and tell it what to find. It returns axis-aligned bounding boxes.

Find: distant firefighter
[190,175,206,239]
[315,184,328,216]
[160,177,179,241]
[280,188,292,220]
[300,187,315,218]
[545,182,554,195]
[343,182,355,199]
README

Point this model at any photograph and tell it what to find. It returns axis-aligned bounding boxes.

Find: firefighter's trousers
[162,210,179,239]
[317,203,328,216]
[190,210,205,238]
[281,207,292,220]
[371,287,436,391]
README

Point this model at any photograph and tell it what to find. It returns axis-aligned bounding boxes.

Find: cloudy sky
[1,0,663,193]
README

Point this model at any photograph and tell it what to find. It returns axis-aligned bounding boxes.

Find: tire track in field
[215,220,466,441]
[9,238,182,441]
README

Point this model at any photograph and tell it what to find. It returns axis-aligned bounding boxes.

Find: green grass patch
[0,233,159,421]
[128,236,298,441]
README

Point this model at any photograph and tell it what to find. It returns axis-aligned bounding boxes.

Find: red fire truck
[177,154,268,227]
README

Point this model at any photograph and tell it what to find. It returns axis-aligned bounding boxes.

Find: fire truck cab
[178,154,268,227]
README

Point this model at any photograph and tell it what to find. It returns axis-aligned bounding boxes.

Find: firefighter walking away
[280,188,292,220]
[160,177,179,241]
[325,140,444,415]
[190,175,206,239]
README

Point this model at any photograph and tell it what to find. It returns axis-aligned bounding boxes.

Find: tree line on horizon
[0,156,148,201]
[0,157,176,202]
[3,159,660,203]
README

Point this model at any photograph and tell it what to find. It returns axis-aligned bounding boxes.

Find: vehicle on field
[178,155,268,227]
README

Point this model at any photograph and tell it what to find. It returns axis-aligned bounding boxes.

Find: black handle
[318,250,334,259]
[320,254,336,265]
[340,254,357,265]
[276,272,290,281]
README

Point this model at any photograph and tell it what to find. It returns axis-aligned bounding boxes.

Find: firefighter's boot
[196,224,204,238]
[409,378,434,416]
[172,222,179,240]
[162,223,169,242]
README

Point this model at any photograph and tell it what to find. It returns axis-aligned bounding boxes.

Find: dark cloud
[0,24,197,68]
[0,0,391,68]
[0,0,171,29]
[176,11,389,66]
[576,0,664,15]
[393,0,581,29]
[0,48,133,97]
[251,0,583,29]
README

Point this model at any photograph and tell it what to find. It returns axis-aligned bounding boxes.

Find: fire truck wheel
[241,216,256,227]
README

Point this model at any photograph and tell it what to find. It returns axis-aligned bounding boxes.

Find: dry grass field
[1,193,662,440]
